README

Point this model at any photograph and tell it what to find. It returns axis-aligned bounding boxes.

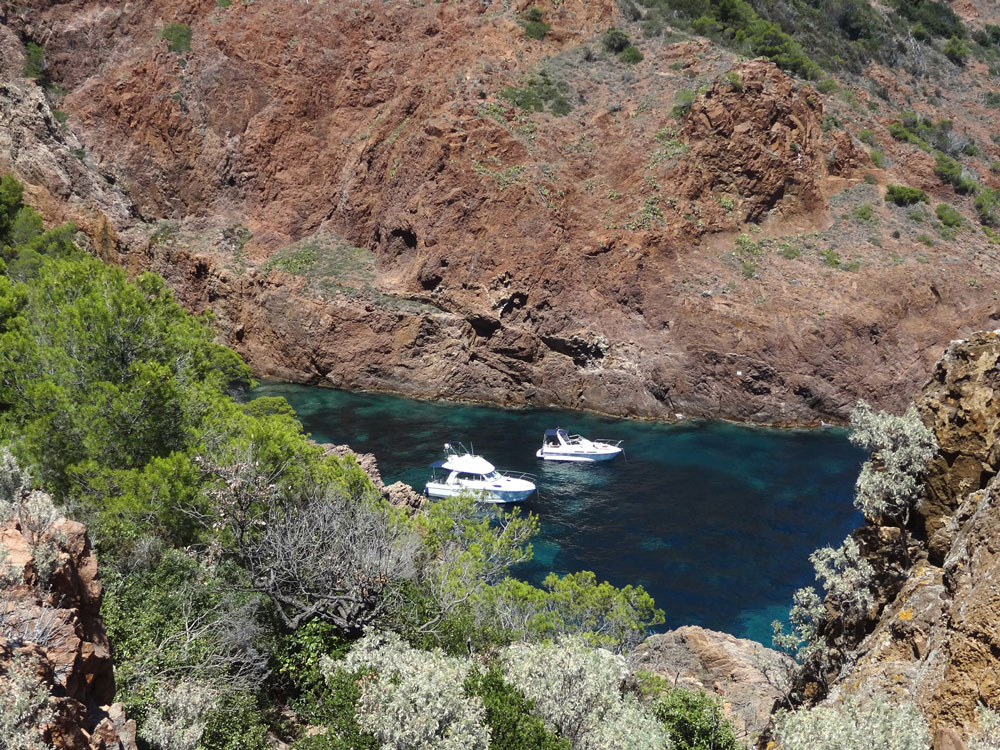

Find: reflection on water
[251,383,866,644]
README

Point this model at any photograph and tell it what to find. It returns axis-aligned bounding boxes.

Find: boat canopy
[435,454,496,474]
[544,428,569,439]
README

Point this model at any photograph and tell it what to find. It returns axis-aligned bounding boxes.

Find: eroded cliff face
[0,500,137,750]
[2,0,1000,421]
[821,331,1000,746]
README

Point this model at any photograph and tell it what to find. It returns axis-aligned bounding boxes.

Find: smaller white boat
[536,428,623,462]
[425,443,536,503]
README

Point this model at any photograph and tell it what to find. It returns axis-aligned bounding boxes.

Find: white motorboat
[536,428,623,462]
[424,443,536,503]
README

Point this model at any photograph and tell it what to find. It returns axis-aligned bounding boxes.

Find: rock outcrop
[0,498,137,750]
[820,331,1000,744]
[635,625,793,742]
[3,1,999,423]
[322,443,425,510]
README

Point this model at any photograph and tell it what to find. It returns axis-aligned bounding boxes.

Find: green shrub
[672,89,697,119]
[161,23,192,54]
[933,151,976,193]
[500,72,572,116]
[652,688,740,750]
[22,42,46,79]
[869,149,885,168]
[200,693,270,750]
[885,184,928,206]
[890,0,964,40]
[944,36,969,65]
[818,248,842,267]
[524,20,550,39]
[620,45,644,63]
[935,202,962,227]
[975,186,1000,226]
[863,172,877,185]
[857,129,876,146]
[603,28,631,53]
[465,666,569,750]
[852,203,874,222]
[815,78,838,94]
[521,9,549,40]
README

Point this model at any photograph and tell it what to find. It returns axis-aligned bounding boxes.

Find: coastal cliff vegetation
[0,175,747,748]
[1,162,999,746]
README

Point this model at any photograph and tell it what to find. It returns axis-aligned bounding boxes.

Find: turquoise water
[251,383,866,644]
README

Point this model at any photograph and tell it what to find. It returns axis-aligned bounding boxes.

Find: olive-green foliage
[975,186,1000,227]
[602,28,632,53]
[885,184,928,206]
[521,8,550,40]
[161,23,192,54]
[636,0,967,76]
[934,151,977,193]
[465,665,570,750]
[296,668,377,750]
[652,687,740,750]
[672,89,697,119]
[481,570,665,654]
[852,203,874,222]
[22,42,46,79]
[935,202,962,227]
[891,0,963,39]
[620,44,644,63]
[200,693,270,750]
[523,20,550,39]
[501,71,572,116]
[521,7,549,40]
[101,550,265,724]
[392,493,663,656]
[274,622,376,749]
[944,35,969,64]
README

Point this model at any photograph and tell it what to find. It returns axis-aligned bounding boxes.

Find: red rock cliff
[2,1,999,422]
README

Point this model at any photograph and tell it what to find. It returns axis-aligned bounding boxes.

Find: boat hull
[535,447,622,462]
[424,483,533,503]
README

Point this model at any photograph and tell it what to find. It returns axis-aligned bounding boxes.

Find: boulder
[634,625,793,742]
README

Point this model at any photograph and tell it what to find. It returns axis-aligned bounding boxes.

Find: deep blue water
[251,383,866,644]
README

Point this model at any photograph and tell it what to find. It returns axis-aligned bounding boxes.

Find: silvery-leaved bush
[500,638,667,750]
[849,401,937,528]
[0,446,30,516]
[141,679,218,750]
[809,536,876,620]
[773,696,930,750]
[968,705,1000,750]
[0,652,53,750]
[337,630,490,750]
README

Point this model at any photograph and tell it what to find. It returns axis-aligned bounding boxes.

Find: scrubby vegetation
[0,174,753,748]
[885,184,928,206]
[0,173,972,748]
[623,0,972,77]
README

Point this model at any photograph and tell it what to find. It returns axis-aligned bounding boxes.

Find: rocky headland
[793,330,1000,748]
